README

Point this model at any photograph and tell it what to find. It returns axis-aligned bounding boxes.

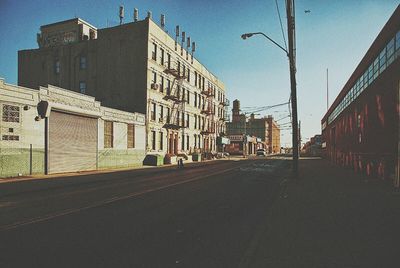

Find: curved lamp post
[241,9,299,177]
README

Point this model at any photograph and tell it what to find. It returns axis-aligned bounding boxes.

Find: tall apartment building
[18,14,228,156]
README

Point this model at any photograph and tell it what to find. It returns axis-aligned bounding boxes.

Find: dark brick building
[321,5,400,187]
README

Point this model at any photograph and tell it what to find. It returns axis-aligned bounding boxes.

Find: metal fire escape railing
[200,85,216,136]
[163,61,187,130]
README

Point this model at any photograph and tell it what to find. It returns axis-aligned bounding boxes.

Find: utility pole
[286,0,299,176]
[327,68,329,111]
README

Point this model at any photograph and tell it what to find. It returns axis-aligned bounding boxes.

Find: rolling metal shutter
[48,111,97,174]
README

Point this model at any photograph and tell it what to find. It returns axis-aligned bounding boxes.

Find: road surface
[0,157,290,267]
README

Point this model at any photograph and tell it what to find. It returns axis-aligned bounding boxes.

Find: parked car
[256,148,267,156]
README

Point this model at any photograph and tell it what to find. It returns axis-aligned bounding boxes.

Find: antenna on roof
[186,37,191,60]
[191,41,196,64]
[134,8,138,22]
[119,5,124,25]
[175,25,180,51]
[161,14,165,29]
[181,31,185,56]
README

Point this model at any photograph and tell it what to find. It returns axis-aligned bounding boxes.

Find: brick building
[321,6,400,186]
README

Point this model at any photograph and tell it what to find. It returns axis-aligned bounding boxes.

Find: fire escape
[163,61,187,154]
[219,97,230,135]
[200,84,216,153]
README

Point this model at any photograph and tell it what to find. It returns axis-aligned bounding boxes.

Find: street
[0,158,290,267]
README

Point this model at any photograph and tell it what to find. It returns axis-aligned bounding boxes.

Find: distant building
[227,99,246,135]
[321,6,400,186]
[18,14,228,159]
[0,78,145,177]
[247,113,269,146]
[226,99,280,154]
[265,116,280,154]
[302,134,322,156]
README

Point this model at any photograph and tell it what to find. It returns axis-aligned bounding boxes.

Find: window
[368,64,373,84]
[181,112,185,126]
[151,103,156,121]
[194,71,197,86]
[160,76,164,93]
[152,43,157,60]
[379,48,386,72]
[181,134,185,151]
[80,56,87,69]
[159,132,163,150]
[386,38,395,65]
[194,92,197,107]
[2,135,19,141]
[194,115,197,129]
[167,107,171,123]
[151,131,156,150]
[2,105,20,123]
[152,71,157,84]
[159,105,164,122]
[54,60,60,74]
[177,61,181,76]
[194,135,197,148]
[177,85,181,99]
[395,30,400,58]
[167,53,171,69]
[198,74,201,89]
[186,114,190,127]
[187,68,190,82]
[373,57,379,79]
[167,79,171,95]
[186,90,190,104]
[79,81,86,94]
[127,124,135,148]
[186,135,190,150]
[160,48,164,65]
[104,121,113,148]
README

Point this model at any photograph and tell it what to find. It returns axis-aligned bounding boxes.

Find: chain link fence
[0,144,44,178]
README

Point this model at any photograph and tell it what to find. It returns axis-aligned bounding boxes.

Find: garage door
[49,111,97,174]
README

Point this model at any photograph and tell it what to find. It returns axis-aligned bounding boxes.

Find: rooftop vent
[134,8,138,22]
[119,5,124,25]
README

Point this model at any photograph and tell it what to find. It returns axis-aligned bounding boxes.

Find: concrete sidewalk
[243,158,400,268]
[0,156,245,184]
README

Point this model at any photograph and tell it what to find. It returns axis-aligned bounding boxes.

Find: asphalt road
[0,157,290,268]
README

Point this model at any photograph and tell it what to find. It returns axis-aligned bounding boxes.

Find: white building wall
[146,19,227,156]
[0,79,146,177]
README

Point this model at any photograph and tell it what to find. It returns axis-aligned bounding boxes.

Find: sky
[0,0,398,146]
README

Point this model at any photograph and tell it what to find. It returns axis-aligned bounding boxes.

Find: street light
[241,32,288,57]
[241,0,299,177]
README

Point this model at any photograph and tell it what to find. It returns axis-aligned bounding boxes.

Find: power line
[275,0,288,52]
[241,101,290,114]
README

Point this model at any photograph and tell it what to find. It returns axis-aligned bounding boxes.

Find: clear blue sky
[0,0,398,146]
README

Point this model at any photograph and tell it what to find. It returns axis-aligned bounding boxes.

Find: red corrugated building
[321,5,400,187]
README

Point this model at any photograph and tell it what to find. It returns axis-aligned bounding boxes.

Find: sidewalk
[0,156,245,184]
[244,158,400,268]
